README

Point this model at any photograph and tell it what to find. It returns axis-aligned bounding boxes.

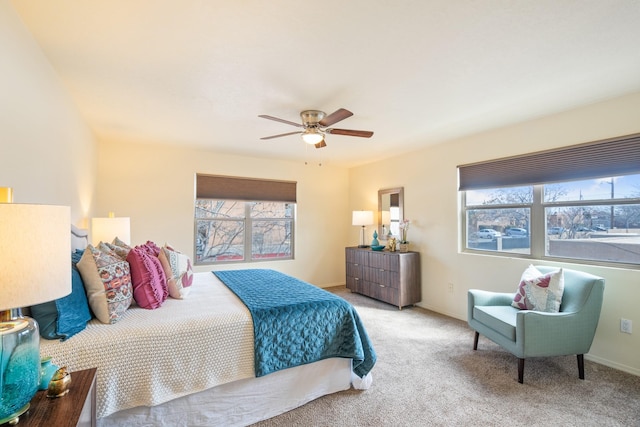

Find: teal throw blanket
[213,269,376,378]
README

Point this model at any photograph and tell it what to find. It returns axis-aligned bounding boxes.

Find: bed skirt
[97,357,353,427]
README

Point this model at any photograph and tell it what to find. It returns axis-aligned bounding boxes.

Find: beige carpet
[253,286,640,427]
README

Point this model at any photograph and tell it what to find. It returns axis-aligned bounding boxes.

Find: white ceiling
[11,0,640,167]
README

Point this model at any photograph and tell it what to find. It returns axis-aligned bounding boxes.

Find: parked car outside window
[547,226,564,235]
[505,228,528,237]
[477,229,501,240]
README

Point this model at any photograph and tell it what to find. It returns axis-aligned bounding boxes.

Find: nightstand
[17,367,97,427]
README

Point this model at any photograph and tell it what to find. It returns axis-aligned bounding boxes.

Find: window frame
[194,199,295,265]
[461,181,640,269]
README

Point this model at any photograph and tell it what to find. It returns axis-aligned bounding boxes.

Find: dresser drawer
[367,251,399,272]
[363,266,399,289]
[346,262,363,279]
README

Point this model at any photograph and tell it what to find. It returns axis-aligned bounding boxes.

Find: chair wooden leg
[518,358,525,384]
[473,331,479,350]
[577,354,585,380]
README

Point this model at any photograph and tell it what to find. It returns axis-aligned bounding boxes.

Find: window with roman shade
[194,174,297,264]
[458,133,640,268]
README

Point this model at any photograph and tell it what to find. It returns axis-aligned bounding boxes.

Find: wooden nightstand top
[18,367,97,427]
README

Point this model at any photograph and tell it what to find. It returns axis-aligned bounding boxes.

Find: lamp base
[0,403,29,426]
[0,314,40,424]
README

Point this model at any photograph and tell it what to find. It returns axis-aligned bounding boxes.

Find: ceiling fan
[258,108,373,148]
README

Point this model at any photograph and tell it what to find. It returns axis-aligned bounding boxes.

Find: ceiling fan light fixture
[301,128,324,144]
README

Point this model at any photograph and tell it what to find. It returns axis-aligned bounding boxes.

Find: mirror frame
[378,187,404,241]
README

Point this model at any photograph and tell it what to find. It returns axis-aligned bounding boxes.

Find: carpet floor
[253,286,640,427]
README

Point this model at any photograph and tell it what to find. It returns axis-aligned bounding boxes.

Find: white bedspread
[40,272,255,418]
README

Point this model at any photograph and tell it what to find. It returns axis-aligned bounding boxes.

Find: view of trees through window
[195,200,294,264]
[464,174,640,266]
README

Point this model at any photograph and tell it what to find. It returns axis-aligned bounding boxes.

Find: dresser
[345,247,421,309]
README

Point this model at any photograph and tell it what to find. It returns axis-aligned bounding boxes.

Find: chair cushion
[474,305,518,341]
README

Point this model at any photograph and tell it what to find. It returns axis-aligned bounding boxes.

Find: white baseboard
[585,353,640,377]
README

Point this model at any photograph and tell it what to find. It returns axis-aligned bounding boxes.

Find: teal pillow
[31,250,92,341]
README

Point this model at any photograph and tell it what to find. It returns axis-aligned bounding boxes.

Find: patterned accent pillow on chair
[512,264,564,312]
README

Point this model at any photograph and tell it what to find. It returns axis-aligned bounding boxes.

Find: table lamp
[0,203,71,425]
[91,212,131,246]
[352,210,374,248]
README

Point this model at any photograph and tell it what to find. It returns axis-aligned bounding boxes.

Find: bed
[36,226,375,426]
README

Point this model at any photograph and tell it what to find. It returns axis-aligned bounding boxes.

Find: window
[194,174,296,264]
[459,134,640,268]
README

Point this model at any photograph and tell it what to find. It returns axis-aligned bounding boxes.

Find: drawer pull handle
[379,284,385,288]
[379,269,385,272]
[354,278,359,281]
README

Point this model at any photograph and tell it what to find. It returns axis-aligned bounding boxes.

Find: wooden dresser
[345,247,421,309]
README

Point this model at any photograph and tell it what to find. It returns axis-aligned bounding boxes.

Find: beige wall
[349,92,640,375]
[96,139,350,287]
[0,3,97,225]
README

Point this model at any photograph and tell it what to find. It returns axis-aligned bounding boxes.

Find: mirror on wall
[378,187,403,240]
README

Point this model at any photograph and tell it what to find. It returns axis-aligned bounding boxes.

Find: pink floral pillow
[77,245,133,324]
[158,245,193,299]
[512,265,565,312]
[126,245,168,309]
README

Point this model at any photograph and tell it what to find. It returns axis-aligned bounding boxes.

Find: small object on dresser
[370,245,385,251]
[47,367,72,398]
[399,242,409,252]
[371,230,379,247]
[39,357,60,391]
[387,237,397,252]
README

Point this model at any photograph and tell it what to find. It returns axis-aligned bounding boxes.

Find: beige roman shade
[458,133,640,191]
[196,174,297,202]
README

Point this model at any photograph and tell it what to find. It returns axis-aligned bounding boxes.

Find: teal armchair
[467,266,605,383]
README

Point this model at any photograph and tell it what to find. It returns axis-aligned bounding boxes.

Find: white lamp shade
[352,210,374,226]
[0,204,71,310]
[91,217,131,246]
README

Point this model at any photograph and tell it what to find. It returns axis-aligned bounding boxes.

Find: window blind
[458,133,640,191]
[196,174,297,202]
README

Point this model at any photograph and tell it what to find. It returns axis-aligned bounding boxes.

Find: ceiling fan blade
[258,115,303,128]
[319,108,353,127]
[326,128,374,138]
[314,140,327,149]
[260,131,301,140]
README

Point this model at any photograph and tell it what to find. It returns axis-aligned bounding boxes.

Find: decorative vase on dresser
[345,247,421,309]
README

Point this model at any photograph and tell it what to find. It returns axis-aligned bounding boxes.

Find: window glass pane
[546,204,640,263]
[251,220,292,259]
[250,202,294,218]
[544,174,640,202]
[466,207,531,254]
[196,200,245,219]
[195,219,244,263]
[466,186,533,206]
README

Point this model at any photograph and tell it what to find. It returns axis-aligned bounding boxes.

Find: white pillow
[523,268,564,313]
[512,265,543,309]
[158,245,193,299]
[512,265,565,312]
